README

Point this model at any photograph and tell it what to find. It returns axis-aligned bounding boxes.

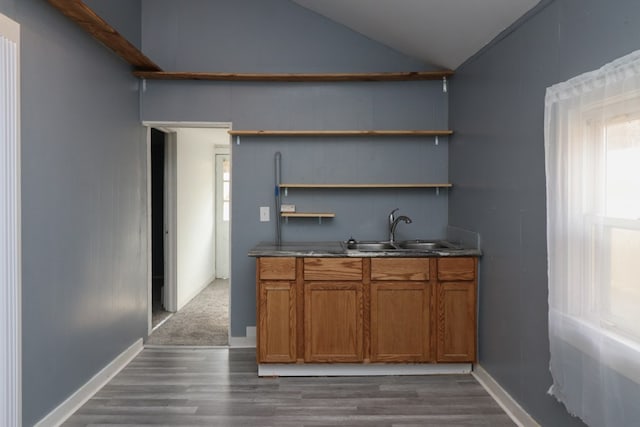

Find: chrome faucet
[388,208,412,244]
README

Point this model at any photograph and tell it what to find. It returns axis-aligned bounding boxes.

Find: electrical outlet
[260,206,270,222]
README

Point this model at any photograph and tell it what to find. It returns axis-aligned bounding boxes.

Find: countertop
[248,241,482,258]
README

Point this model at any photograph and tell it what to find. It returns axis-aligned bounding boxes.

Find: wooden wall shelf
[48,3,454,86]
[280,184,452,189]
[229,130,453,137]
[281,212,336,218]
[133,70,453,82]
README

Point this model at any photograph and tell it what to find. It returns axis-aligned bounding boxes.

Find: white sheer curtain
[545,50,640,427]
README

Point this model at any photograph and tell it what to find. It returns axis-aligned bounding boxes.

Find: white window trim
[0,12,21,427]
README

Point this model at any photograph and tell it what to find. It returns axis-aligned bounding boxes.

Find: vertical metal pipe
[274,152,282,245]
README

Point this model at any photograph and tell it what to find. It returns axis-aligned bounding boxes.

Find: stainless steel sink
[397,240,456,250]
[344,241,397,251]
[343,239,459,252]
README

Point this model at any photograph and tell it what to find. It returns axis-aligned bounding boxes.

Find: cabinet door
[258,281,296,363]
[436,281,476,362]
[370,282,431,362]
[304,282,363,362]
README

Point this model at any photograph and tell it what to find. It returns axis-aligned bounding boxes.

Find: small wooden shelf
[133,70,453,82]
[229,130,452,137]
[279,183,452,189]
[281,212,336,218]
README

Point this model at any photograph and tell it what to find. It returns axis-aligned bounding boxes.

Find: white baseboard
[259,363,472,377]
[35,338,144,427]
[472,364,540,427]
[228,327,257,347]
[229,335,256,347]
[144,344,229,350]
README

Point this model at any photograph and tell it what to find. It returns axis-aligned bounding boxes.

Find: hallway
[147,279,229,346]
[61,347,514,426]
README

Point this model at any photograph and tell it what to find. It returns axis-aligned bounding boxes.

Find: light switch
[260,206,270,222]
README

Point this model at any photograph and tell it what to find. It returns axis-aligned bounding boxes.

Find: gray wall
[139,0,448,337]
[449,0,640,425]
[140,0,430,73]
[0,1,148,425]
[84,0,142,50]
[230,136,449,335]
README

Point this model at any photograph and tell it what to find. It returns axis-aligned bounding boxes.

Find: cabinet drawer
[371,258,430,281]
[437,258,475,281]
[304,258,362,281]
[259,257,296,280]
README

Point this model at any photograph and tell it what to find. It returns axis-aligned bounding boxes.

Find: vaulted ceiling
[49,0,542,76]
[292,0,541,69]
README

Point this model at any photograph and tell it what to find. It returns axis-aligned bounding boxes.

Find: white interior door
[215,153,230,278]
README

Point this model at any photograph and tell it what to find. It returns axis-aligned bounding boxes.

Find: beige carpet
[147,279,229,346]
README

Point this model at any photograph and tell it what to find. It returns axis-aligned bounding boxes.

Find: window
[222,158,230,222]
[578,102,640,342]
[545,50,640,426]
[596,114,640,340]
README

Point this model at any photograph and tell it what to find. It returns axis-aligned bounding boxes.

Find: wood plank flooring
[63,347,515,426]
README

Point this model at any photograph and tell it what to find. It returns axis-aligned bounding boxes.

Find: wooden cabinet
[256,255,477,365]
[256,258,297,363]
[304,281,364,362]
[370,258,430,281]
[370,258,432,362]
[303,258,364,362]
[370,282,431,362]
[436,258,476,362]
[303,257,362,281]
[258,281,296,362]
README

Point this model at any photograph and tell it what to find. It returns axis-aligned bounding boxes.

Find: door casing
[143,122,232,335]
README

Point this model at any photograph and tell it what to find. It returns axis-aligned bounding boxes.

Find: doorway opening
[146,123,232,346]
[150,129,169,329]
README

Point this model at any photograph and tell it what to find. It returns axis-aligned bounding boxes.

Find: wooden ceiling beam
[47,0,161,71]
[132,70,454,82]
[48,2,454,83]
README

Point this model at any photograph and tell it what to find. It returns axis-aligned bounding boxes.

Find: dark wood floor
[63,347,515,426]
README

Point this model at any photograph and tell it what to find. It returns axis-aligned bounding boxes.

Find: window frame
[579,98,640,342]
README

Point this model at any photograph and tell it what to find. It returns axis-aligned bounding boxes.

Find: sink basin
[345,241,397,251]
[343,239,460,252]
[397,240,456,250]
